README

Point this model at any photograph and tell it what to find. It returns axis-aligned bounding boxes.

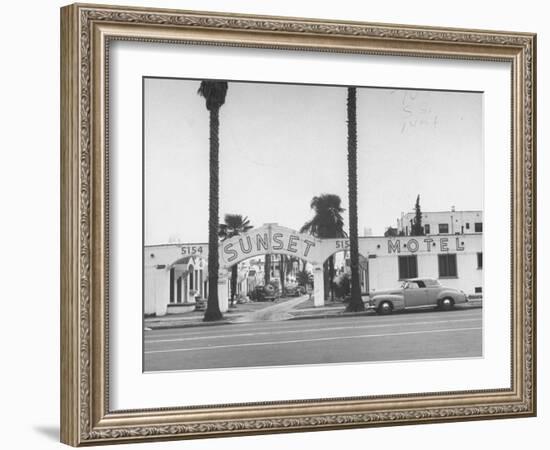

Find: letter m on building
[388,240,401,254]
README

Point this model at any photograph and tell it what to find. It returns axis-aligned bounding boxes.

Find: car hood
[370,288,403,297]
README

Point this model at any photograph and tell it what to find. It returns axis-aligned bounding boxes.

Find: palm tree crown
[198,81,228,111]
[300,194,347,239]
[218,214,253,241]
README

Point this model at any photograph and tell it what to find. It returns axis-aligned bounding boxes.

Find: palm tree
[264,254,271,285]
[218,214,253,307]
[346,87,365,312]
[296,268,310,289]
[198,80,228,321]
[279,254,286,295]
[301,194,347,301]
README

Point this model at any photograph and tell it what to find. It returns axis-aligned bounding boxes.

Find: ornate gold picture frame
[60,3,536,446]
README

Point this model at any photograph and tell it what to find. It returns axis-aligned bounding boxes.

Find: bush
[333,273,351,299]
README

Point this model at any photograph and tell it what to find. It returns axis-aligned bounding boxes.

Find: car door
[404,280,429,307]
[425,284,441,306]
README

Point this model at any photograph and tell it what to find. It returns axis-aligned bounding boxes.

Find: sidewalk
[289,298,483,320]
[145,297,483,330]
[144,295,309,330]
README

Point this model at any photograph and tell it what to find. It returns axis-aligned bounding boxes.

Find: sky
[144,78,483,245]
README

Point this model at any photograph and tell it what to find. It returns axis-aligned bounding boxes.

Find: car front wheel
[377,301,393,315]
[439,297,454,311]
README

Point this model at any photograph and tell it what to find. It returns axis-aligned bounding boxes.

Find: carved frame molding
[60,3,536,446]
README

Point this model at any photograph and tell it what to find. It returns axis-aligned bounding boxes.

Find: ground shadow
[33,425,59,441]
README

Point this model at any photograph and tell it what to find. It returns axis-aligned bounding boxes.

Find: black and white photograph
[143,78,484,372]
[1,0,543,447]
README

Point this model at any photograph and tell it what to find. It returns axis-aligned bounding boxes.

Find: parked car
[366,278,468,315]
[250,283,278,302]
[284,283,306,297]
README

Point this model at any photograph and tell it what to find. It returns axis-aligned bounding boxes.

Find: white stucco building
[144,222,483,316]
[397,208,483,236]
[359,233,483,296]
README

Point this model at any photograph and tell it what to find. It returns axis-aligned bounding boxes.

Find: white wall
[0,1,547,450]
[144,266,170,315]
[369,251,482,295]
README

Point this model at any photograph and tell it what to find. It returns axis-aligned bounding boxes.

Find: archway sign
[219,223,325,269]
[219,223,344,308]
[146,224,347,271]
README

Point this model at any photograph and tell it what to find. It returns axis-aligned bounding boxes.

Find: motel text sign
[386,237,466,254]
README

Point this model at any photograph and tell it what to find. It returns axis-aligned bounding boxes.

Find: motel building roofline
[401,209,483,214]
[143,231,483,248]
[144,232,482,251]
[396,209,483,236]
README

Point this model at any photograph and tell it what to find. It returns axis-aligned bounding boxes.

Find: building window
[424,224,430,234]
[475,286,483,294]
[398,255,418,279]
[477,252,483,269]
[466,222,470,230]
[438,223,449,234]
[438,254,457,278]
[475,222,483,232]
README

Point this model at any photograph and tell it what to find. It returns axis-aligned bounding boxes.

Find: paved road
[144,308,482,372]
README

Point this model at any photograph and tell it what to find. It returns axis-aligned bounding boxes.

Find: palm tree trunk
[264,254,271,284]
[230,264,238,306]
[346,87,365,312]
[280,255,286,295]
[329,255,335,301]
[323,261,329,300]
[204,106,223,321]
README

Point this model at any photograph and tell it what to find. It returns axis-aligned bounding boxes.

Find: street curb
[289,310,374,321]
[146,320,234,330]
[290,304,483,321]
[456,304,483,310]
[145,303,483,329]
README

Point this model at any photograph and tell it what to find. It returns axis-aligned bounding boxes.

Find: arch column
[144,266,170,316]
[312,264,325,307]
[218,269,230,313]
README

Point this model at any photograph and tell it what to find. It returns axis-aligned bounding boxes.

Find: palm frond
[301,194,346,239]
[198,80,228,111]
[218,213,254,241]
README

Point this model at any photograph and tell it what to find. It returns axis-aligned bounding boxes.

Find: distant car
[366,278,468,315]
[284,284,306,297]
[250,284,278,302]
